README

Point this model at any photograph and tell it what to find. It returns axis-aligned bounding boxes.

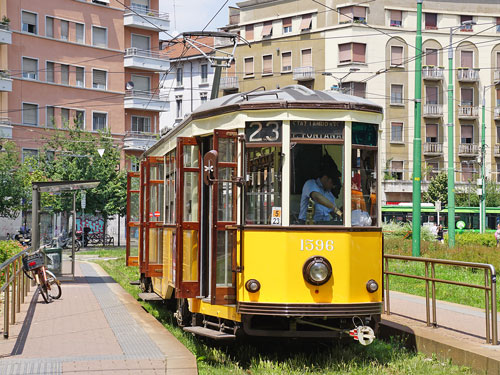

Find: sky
[160,0,240,39]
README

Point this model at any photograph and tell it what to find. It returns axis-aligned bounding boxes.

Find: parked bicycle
[22,249,62,303]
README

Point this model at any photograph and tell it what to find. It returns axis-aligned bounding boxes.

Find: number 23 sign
[245,121,282,143]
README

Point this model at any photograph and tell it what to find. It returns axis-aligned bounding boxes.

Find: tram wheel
[174,298,192,327]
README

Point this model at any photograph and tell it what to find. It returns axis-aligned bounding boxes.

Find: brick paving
[0,262,197,375]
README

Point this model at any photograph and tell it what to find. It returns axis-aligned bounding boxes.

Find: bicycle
[22,250,62,303]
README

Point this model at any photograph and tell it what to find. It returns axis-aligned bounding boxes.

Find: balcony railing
[458,105,479,118]
[0,23,11,44]
[125,48,167,60]
[495,70,500,84]
[0,117,12,138]
[293,66,315,81]
[494,144,500,157]
[124,4,170,31]
[124,48,170,71]
[423,104,443,117]
[124,89,169,112]
[457,68,480,82]
[423,142,443,155]
[123,131,158,151]
[422,66,444,80]
[495,107,500,120]
[458,143,479,156]
[127,4,169,20]
[220,76,239,91]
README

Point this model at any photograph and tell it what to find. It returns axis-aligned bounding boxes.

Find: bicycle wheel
[38,283,51,303]
[46,270,62,299]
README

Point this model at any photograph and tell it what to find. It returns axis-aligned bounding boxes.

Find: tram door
[175,138,202,298]
[126,172,140,267]
[210,130,238,305]
[139,157,164,278]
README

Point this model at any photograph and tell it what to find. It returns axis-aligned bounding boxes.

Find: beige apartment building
[0,0,169,172]
[219,0,500,205]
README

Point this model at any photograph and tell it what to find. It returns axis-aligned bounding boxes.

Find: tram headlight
[366,279,378,293]
[302,257,332,286]
[245,279,261,293]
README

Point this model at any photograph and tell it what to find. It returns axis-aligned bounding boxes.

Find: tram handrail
[383,254,498,345]
[1,247,31,338]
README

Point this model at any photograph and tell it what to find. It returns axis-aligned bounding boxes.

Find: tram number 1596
[300,239,334,251]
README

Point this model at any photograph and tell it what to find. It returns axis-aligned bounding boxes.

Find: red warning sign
[154,211,160,217]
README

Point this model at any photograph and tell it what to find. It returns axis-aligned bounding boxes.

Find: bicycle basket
[22,252,45,271]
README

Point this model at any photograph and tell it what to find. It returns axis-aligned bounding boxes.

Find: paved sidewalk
[0,262,197,375]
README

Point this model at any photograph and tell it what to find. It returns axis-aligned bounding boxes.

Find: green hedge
[445,232,497,247]
[0,240,24,264]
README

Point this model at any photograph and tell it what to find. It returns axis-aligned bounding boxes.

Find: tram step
[129,280,140,285]
[183,326,236,340]
[138,292,163,301]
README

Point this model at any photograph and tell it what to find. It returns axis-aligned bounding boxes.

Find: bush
[382,221,435,242]
[445,232,496,247]
[0,240,24,264]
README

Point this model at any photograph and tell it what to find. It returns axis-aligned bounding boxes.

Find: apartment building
[219,0,500,204]
[159,36,215,132]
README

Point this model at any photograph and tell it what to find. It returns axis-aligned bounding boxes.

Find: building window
[176,96,182,119]
[460,125,473,144]
[425,13,437,30]
[46,17,54,38]
[262,54,273,75]
[281,52,292,72]
[425,48,438,66]
[22,11,37,34]
[461,87,473,106]
[176,68,183,86]
[460,50,473,68]
[283,17,292,33]
[427,162,439,180]
[92,112,107,131]
[339,6,366,24]
[76,67,84,87]
[461,161,474,182]
[131,116,151,133]
[426,124,438,142]
[201,64,208,83]
[244,57,254,77]
[390,10,402,27]
[92,69,107,89]
[131,33,150,50]
[497,126,500,143]
[301,48,312,67]
[391,122,403,143]
[426,86,439,105]
[460,15,473,31]
[245,24,254,40]
[46,62,54,82]
[22,57,38,80]
[61,108,70,127]
[61,64,69,85]
[300,14,312,31]
[76,23,85,44]
[391,161,404,180]
[61,20,69,40]
[131,160,140,172]
[390,46,404,66]
[22,149,39,163]
[92,26,107,47]
[74,110,84,129]
[496,18,500,33]
[131,74,150,91]
[22,103,38,126]
[338,43,366,64]
[390,84,403,104]
[200,93,208,105]
[46,106,55,128]
[341,82,366,98]
[497,163,500,183]
[262,21,273,38]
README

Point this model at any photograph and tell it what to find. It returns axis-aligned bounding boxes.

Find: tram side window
[164,150,176,224]
[245,146,282,225]
[351,148,377,226]
[290,144,344,225]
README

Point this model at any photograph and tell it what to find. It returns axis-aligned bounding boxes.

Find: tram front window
[290,144,344,225]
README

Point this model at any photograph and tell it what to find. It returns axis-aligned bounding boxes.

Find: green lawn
[88,248,473,375]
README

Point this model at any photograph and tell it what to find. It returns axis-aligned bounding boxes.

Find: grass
[88,248,473,375]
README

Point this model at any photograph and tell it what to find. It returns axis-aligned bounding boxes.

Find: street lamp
[322,68,360,93]
[447,19,476,248]
[480,83,495,233]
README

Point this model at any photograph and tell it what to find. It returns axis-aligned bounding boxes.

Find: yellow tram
[126,85,383,343]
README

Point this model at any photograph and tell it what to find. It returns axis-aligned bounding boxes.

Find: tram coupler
[349,326,375,346]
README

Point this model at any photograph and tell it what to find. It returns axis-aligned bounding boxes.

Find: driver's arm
[310,192,342,216]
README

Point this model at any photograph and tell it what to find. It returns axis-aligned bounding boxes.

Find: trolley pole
[447,27,456,247]
[411,0,423,257]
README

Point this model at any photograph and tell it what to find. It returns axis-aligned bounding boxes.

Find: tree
[422,172,448,206]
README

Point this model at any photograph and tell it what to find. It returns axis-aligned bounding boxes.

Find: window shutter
[61,20,69,40]
[461,125,473,138]
[353,6,366,18]
[22,12,36,26]
[497,125,500,142]
[46,17,53,37]
[93,26,107,47]
[76,23,84,43]
[261,21,273,37]
[283,17,292,28]
[76,67,84,86]
[300,14,312,30]
[339,7,352,23]
[47,62,54,82]
[461,50,473,68]
[391,46,403,65]
[133,0,149,6]
[392,122,403,141]
[93,69,107,88]
[426,124,438,138]
[46,106,55,127]
[391,85,402,103]
[244,58,253,75]
[132,34,150,50]
[426,49,438,66]
[301,49,312,66]
[391,10,402,22]
[282,52,291,70]
[497,88,500,106]
[132,75,150,91]
[461,88,473,104]
[425,13,437,28]
[245,25,254,40]
[339,43,351,62]
[61,64,69,84]
[352,43,366,63]
[392,161,403,170]
[23,58,37,78]
[262,55,272,74]
[23,104,37,125]
[426,86,438,104]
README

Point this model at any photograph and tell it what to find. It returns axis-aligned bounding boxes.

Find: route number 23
[246,121,282,142]
[300,239,334,251]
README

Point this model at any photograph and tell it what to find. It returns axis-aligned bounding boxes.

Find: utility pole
[480,85,493,233]
[411,0,423,257]
[447,27,457,247]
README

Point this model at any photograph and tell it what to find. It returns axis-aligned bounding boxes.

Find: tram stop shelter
[31,180,100,280]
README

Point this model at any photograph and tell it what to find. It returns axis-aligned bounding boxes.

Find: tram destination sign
[245,121,282,143]
[290,121,344,140]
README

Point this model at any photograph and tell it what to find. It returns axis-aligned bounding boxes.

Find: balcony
[423,142,443,155]
[422,66,444,80]
[458,143,479,156]
[495,107,500,120]
[123,131,158,151]
[423,104,443,118]
[457,105,478,119]
[0,24,11,44]
[382,179,413,193]
[124,5,170,31]
[124,90,169,112]
[124,48,170,72]
[220,76,239,91]
[495,144,500,157]
[293,66,315,81]
[0,117,12,139]
[457,68,479,82]
[0,71,12,92]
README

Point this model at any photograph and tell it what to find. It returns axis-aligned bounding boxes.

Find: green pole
[411,0,423,257]
[480,86,486,233]
[447,28,456,247]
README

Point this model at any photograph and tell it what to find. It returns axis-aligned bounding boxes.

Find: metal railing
[422,66,444,79]
[423,142,443,154]
[1,248,31,339]
[384,254,498,345]
[423,104,443,117]
[458,143,479,155]
[126,4,170,20]
[457,68,480,81]
[220,76,239,91]
[293,66,315,81]
[125,47,168,60]
[458,105,479,118]
[125,89,161,100]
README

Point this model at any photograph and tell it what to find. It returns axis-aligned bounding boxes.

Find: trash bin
[43,247,62,274]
